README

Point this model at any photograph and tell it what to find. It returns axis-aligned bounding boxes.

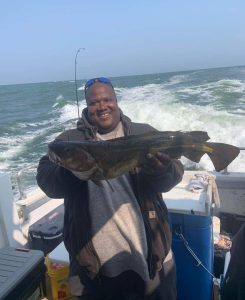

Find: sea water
[0,66,244,192]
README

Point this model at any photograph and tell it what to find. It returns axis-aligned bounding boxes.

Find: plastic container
[46,245,72,300]
[164,173,214,300]
[0,247,46,300]
[28,204,64,255]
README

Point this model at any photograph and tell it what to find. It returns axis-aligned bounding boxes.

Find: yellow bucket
[46,257,72,300]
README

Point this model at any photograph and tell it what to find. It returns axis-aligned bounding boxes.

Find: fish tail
[184,150,205,163]
[206,142,240,172]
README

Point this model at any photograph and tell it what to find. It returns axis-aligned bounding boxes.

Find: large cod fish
[48,131,240,180]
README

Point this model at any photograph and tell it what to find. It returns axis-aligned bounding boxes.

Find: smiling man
[37,77,184,300]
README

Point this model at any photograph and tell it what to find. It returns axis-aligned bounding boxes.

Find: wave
[56,94,64,101]
[178,79,245,94]
[165,74,190,86]
[78,85,85,91]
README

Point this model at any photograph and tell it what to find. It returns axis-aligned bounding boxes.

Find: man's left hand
[142,152,172,176]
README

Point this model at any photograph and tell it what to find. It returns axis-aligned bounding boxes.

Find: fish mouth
[48,149,62,165]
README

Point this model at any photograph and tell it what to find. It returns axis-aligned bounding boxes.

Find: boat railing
[16,169,27,200]
[15,167,50,223]
[15,166,38,200]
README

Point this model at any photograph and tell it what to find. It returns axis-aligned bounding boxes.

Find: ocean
[0,66,244,193]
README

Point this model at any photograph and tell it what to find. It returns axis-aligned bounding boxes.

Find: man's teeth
[100,113,109,117]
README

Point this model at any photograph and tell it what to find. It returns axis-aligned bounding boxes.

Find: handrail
[16,167,37,200]
[16,170,27,200]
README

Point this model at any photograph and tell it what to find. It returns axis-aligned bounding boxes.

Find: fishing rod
[75,47,85,118]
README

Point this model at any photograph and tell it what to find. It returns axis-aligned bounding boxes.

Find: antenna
[75,47,85,118]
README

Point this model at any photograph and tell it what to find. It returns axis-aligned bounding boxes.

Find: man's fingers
[141,152,173,175]
[146,152,171,167]
[146,153,163,167]
[155,152,171,167]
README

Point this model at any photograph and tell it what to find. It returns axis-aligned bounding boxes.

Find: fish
[48,131,240,180]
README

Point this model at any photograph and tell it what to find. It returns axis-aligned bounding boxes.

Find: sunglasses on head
[84,77,112,91]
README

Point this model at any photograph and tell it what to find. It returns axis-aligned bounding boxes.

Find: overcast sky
[1,0,245,85]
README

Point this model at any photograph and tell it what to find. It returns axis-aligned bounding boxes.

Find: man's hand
[141,152,172,176]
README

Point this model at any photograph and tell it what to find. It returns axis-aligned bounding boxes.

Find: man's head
[84,77,121,134]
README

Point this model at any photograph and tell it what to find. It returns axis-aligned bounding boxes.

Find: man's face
[86,82,121,134]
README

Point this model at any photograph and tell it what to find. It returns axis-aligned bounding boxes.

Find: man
[37,77,184,300]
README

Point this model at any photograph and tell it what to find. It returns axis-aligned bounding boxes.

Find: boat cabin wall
[214,172,245,216]
[213,172,245,236]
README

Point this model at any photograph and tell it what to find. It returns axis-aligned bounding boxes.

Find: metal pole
[75,47,85,118]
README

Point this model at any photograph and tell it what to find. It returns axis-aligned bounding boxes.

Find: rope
[175,228,215,279]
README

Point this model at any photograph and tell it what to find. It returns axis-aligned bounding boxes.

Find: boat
[0,147,244,300]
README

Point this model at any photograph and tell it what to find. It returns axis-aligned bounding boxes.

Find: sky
[1,0,245,85]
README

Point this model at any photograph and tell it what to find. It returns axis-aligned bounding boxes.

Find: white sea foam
[0,124,54,170]
[45,132,62,143]
[56,94,64,101]
[165,74,189,86]
[78,85,85,91]
[178,79,245,97]
[58,103,85,123]
[17,119,56,128]
[117,84,175,105]
[207,79,245,95]
[0,135,33,169]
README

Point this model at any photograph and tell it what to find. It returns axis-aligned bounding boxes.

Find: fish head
[48,141,97,172]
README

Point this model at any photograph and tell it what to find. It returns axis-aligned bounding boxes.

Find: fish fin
[206,143,240,172]
[184,151,205,163]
